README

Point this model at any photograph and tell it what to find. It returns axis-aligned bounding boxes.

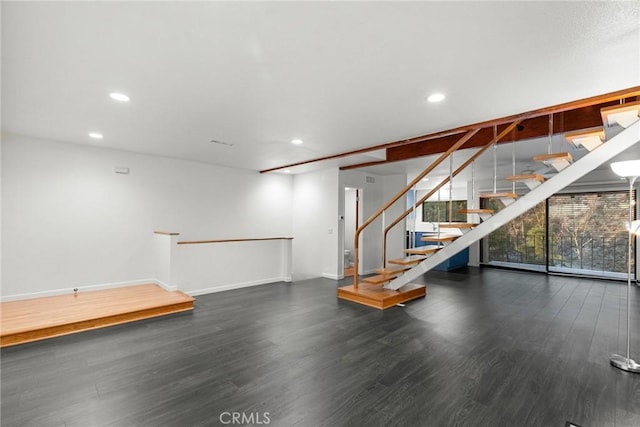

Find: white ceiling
[2,2,639,174]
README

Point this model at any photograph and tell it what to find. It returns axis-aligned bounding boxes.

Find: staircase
[385,110,640,291]
[338,101,640,308]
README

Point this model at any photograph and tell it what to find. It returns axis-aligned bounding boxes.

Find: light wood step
[374,267,409,275]
[337,282,426,310]
[533,152,573,172]
[459,208,494,221]
[506,173,545,190]
[421,234,458,243]
[438,222,478,229]
[601,101,640,128]
[480,192,518,199]
[1,284,195,348]
[404,246,441,256]
[564,127,605,151]
[362,274,397,285]
[479,192,518,207]
[388,256,426,266]
[459,208,495,215]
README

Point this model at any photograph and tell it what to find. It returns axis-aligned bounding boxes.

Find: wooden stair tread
[374,267,409,275]
[564,127,605,147]
[459,208,494,214]
[362,274,396,285]
[532,152,573,162]
[601,101,640,127]
[421,235,458,242]
[388,256,426,266]
[506,174,545,182]
[438,222,478,228]
[405,246,441,255]
[479,192,518,199]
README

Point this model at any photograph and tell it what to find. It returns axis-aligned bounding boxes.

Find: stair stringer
[385,120,640,291]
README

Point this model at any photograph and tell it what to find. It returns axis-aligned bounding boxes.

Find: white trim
[153,279,178,292]
[0,279,157,302]
[186,277,285,296]
[322,272,341,280]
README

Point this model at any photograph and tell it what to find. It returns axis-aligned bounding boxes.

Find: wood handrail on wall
[352,129,479,287]
[381,120,522,265]
[177,237,293,245]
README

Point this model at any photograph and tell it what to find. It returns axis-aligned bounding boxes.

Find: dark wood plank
[2,269,639,426]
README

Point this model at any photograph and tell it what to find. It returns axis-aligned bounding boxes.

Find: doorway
[344,187,362,277]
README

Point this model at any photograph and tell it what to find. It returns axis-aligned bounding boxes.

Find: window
[482,190,635,280]
[548,191,634,279]
[422,200,467,223]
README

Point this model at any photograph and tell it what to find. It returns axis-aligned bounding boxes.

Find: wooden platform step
[421,234,458,243]
[506,173,545,189]
[564,127,605,151]
[389,256,426,266]
[459,208,494,215]
[337,282,426,309]
[374,267,409,275]
[438,222,478,229]
[405,246,441,256]
[480,192,518,199]
[362,274,396,285]
[0,284,195,348]
[506,173,545,183]
[601,100,640,128]
[533,152,573,172]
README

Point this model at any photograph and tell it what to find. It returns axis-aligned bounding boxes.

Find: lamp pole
[610,160,640,373]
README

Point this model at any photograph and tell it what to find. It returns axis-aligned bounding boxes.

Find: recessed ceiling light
[422,178,429,181]
[427,93,445,103]
[109,92,130,102]
[89,132,104,139]
[291,139,303,145]
[283,169,292,174]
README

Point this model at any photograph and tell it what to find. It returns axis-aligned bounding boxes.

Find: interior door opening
[344,187,362,277]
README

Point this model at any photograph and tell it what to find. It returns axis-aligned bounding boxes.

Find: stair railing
[381,120,522,266]
[352,129,479,287]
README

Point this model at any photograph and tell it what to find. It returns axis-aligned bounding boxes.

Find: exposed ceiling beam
[261,86,640,174]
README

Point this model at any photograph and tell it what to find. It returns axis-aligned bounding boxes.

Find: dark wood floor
[2,268,640,426]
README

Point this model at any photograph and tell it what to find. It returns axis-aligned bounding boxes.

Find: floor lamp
[610,160,640,373]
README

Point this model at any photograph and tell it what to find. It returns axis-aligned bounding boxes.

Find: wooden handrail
[352,129,479,287]
[381,120,521,265]
[178,237,293,245]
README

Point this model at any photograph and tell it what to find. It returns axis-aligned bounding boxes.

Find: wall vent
[366,176,375,183]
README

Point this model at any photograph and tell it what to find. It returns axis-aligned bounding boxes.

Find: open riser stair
[338,100,640,309]
[385,119,640,290]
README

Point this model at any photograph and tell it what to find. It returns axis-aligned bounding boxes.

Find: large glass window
[548,192,634,279]
[482,199,546,271]
[422,200,467,223]
[482,190,635,279]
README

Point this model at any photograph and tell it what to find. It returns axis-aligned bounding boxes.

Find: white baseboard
[153,279,178,292]
[186,277,286,297]
[0,279,157,302]
[322,273,341,280]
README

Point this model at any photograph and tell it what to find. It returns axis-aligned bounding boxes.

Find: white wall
[1,134,293,299]
[292,168,340,280]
